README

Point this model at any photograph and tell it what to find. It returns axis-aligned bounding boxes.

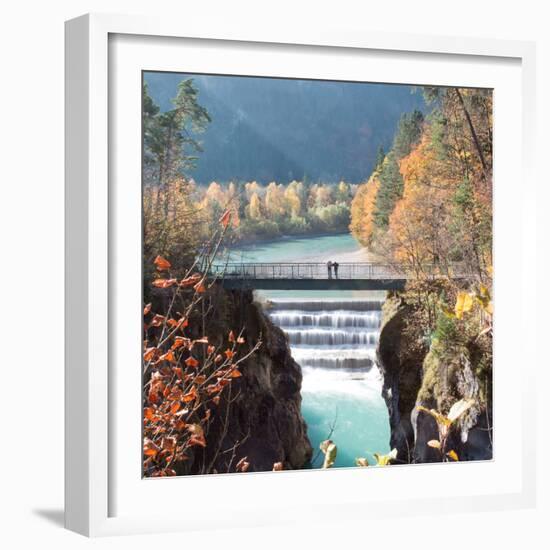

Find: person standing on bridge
[333,261,339,279]
[327,261,333,279]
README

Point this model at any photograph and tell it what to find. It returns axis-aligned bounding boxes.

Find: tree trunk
[454,88,489,180]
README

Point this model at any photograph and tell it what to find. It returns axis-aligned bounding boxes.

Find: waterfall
[268,298,384,371]
[265,294,390,468]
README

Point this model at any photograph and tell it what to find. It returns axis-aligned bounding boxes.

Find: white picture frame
[65,13,537,537]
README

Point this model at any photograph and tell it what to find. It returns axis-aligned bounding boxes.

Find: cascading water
[265,292,391,468]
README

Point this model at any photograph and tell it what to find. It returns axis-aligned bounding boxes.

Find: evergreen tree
[373,110,424,228]
[373,152,403,228]
[393,109,424,159]
[374,145,386,171]
[143,79,211,188]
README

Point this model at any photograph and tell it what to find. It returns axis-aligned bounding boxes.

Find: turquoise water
[301,365,391,468]
[244,233,391,469]
[228,233,368,263]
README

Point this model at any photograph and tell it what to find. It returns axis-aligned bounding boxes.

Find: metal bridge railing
[209,262,469,281]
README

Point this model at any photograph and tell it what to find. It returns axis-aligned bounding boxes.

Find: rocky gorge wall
[173,287,313,474]
[376,293,493,464]
[218,289,313,472]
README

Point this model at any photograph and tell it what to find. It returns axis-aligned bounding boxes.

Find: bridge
[210,262,468,290]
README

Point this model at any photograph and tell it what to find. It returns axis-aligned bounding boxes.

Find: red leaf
[206,383,222,395]
[179,273,202,287]
[143,347,157,362]
[219,209,231,228]
[182,386,198,403]
[171,336,188,350]
[159,350,176,363]
[148,387,160,404]
[194,281,206,293]
[236,456,250,472]
[149,314,165,327]
[185,356,199,369]
[143,438,160,457]
[154,255,171,271]
[152,278,178,289]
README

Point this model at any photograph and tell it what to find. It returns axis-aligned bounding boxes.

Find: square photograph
[141,72,493,477]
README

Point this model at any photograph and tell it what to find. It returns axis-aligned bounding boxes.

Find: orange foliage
[349,174,380,247]
[386,132,457,269]
[142,257,258,477]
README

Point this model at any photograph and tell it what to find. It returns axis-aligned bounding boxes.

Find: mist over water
[260,290,391,468]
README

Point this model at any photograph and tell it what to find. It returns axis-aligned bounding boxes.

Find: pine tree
[373,110,424,228]
[143,79,211,188]
[373,152,404,229]
[374,145,386,171]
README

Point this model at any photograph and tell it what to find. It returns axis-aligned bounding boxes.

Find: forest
[350,89,492,279]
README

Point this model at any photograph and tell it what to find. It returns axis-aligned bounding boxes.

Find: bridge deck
[210,262,467,290]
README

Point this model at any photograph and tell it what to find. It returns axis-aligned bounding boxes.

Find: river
[231,233,391,468]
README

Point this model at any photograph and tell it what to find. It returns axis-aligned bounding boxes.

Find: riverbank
[228,232,376,263]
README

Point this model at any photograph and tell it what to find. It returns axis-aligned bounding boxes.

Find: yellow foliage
[349,174,380,247]
[454,291,474,319]
[320,440,337,469]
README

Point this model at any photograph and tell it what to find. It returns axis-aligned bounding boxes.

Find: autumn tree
[372,110,424,229]
[373,152,404,229]
[246,192,263,220]
[143,80,212,289]
[265,182,287,219]
[284,183,302,218]
[350,174,380,247]
[335,181,351,202]
[351,87,491,283]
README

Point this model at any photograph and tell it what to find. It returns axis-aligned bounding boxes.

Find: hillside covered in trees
[144,72,426,184]
[350,87,493,464]
[350,88,492,279]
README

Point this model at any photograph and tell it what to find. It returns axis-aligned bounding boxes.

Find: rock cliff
[178,287,313,474]
[377,293,493,464]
